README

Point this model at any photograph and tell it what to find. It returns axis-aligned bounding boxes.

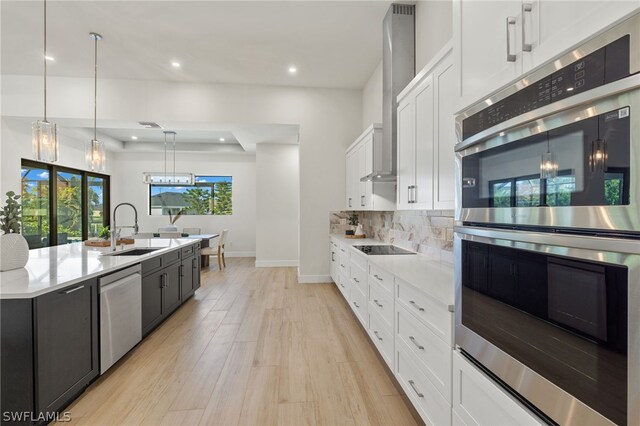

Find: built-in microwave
[455,12,640,234]
[455,226,640,425]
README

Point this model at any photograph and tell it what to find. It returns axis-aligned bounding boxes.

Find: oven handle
[455,226,640,259]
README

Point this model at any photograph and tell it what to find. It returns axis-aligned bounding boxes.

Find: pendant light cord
[93,34,98,141]
[43,0,47,121]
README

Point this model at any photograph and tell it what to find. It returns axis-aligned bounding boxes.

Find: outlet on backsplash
[330,210,455,262]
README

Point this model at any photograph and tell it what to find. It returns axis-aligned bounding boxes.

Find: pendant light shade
[32,0,59,163]
[540,151,558,180]
[85,32,106,172]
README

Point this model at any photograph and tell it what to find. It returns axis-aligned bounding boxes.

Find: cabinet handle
[409,300,425,312]
[160,274,165,289]
[341,264,345,268]
[62,285,84,294]
[409,336,425,350]
[361,195,365,207]
[373,330,383,341]
[408,380,424,398]
[522,3,533,52]
[340,248,346,253]
[193,258,197,269]
[407,186,411,204]
[374,299,383,308]
[374,274,383,281]
[506,17,517,62]
[348,198,352,208]
[340,282,346,288]
[353,277,359,283]
[332,252,336,262]
[412,185,416,203]
[353,301,360,308]
[180,265,184,277]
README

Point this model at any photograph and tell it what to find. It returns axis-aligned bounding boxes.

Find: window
[489,171,574,208]
[604,172,624,205]
[149,176,232,215]
[20,160,110,248]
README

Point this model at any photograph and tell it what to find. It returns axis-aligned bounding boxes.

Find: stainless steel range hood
[361,3,415,183]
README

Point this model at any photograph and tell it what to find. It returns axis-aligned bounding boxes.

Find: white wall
[0,117,117,197]
[362,60,383,130]
[2,75,362,281]
[415,0,453,72]
[255,143,299,267]
[110,151,256,256]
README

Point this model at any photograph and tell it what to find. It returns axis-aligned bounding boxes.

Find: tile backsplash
[330,210,455,262]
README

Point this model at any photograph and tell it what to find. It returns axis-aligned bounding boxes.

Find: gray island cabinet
[0,279,99,425]
[0,241,201,424]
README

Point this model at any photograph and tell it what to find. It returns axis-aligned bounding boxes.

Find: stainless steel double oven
[454,11,640,426]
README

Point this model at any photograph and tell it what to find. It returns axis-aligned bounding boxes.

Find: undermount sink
[105,248,163,256]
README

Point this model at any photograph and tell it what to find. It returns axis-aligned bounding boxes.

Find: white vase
[0,233,29,271]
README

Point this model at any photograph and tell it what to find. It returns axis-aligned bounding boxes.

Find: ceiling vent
[138,121,162,129]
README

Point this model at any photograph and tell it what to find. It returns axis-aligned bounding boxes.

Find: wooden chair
[202,229,228,270]
[182,228,201,235]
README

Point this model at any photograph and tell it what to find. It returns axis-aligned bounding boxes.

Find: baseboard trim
[225,251,256,258]
[297,274,333,284]
[255,260,299,268]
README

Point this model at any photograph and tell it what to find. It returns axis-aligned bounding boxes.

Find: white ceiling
[1,0,392,89]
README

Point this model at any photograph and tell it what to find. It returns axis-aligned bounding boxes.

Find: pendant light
[32,0,59,163]
[85,32,106,172]
[589,120,607,172]
[142,132,194,185]
[540,138,558,180]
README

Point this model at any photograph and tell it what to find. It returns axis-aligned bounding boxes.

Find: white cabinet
[329,239,339,284]
[454,0,523,107]
[522,1,639,72]
[454,0,639,109]
[397,45,456,211]
[453,351,543,426]
[345,124,395,211]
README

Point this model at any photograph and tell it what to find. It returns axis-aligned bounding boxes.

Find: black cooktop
[354,245,416,255]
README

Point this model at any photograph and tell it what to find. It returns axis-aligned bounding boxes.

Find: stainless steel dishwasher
[99,264,142,374]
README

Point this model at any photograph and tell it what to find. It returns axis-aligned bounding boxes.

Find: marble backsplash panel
[330,210,455,261]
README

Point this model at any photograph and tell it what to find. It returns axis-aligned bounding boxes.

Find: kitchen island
[0,239,201,424]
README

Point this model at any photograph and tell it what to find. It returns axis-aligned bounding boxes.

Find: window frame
[21,159,110,246]
[147,176,233,216]
[489,170,574,208]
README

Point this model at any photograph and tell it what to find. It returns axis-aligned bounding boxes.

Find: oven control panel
[462,35,630,141]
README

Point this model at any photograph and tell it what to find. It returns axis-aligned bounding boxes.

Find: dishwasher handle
[100,272,141,294]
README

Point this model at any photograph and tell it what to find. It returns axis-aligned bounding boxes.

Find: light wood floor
[62,258,421,426]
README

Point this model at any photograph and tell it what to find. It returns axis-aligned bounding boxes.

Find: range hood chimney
[362,3,415,182]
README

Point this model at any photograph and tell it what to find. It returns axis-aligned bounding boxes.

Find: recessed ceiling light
[288,66,297,74]
[45,55,55,61]
[131,136,138,140]
[219,138,225,142]
[171,61,181,68]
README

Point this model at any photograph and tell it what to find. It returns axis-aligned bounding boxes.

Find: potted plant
[0,191,29,271]
[346,212,358,236]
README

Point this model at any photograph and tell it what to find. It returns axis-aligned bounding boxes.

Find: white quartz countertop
[330,234,454,309]
[0,239,196,299]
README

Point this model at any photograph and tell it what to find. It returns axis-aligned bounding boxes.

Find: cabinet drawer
[141,256,163,276]
[162,249,181,266]
[368,280,393,330]
[350,263,367,294]
[349,286,367,327]
[397,304,451,402]
[337,273,350,300]
[369,263,394,294]
[181,244,195,257]
[368,310,393,367]
[453,351,543,426]
[396,278,453,346]
[350,250,367,271]
[396,339,451,426]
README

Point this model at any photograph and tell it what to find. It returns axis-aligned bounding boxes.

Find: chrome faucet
[111,203,139,251]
